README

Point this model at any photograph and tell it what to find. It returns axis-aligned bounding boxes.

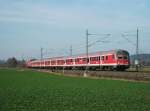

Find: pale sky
[0,0,150,60]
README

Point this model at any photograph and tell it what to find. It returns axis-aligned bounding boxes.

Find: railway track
[37,69,150,82]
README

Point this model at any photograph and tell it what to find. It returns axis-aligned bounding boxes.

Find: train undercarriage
[31,64,129,71]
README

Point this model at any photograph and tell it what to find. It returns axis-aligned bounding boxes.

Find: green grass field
[0,68,150,111]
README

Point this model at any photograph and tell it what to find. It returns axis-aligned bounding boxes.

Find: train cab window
[124,56,128,60]
[118,56,123,60]
[101,56,104,60]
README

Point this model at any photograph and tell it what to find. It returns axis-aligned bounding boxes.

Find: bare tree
[7,57,18,67]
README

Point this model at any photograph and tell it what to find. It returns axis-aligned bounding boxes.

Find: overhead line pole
[84,29,110,77]
[136,28,139,72]
[70,45,72,56]
[41,48,43,68]
[84,29,89,77]
[41,48,43,60]
[86,29,89,64]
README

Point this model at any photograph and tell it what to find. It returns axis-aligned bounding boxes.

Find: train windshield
[123,56,128,60]
[117,50,129,60]
[118,55,128,60]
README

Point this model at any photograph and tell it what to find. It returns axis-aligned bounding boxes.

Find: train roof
[67,49,128,58]
[29,49,128,62]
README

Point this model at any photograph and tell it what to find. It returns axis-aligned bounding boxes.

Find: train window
[112,55,115,60]
[79,58,82,61]
[90,57,94,61]
[67,59,73,62]
[99,56,100,61]
[118,56,123,60]
[45,61,49,64]
[124,56,128,60]
[96,57,99,61]
[57,60,64,64]
[90,57,98,61]
[78,58,82,62]
[75,59,79,62]
[51,61,56,64]
[87,58,89,63]
[90,57,92,61]
[90,57,93,61]
[106,56,108,60]
[101,56,104,60]
[64,60,67,63]
[83,58,87,62]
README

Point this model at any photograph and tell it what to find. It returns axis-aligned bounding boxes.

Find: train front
[116,50,130,70]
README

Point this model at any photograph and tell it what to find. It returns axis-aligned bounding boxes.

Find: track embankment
[34,69,150,82]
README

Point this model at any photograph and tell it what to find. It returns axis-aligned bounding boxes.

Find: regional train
[26,49,130,71]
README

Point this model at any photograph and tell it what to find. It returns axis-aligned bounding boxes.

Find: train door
[101,56,104,65]
[105,56,108,64]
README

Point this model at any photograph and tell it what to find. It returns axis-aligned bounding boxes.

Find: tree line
[0,57,26,68]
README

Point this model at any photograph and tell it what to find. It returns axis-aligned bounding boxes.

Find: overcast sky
[0,0,150,60]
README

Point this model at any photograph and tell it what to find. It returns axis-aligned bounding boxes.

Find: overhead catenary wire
[88,40,110,47]
[29,29,150,63]
[121,34,136,46]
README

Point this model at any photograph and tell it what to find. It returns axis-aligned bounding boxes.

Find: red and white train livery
[26,49,130,71]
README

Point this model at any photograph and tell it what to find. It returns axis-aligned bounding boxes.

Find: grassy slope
[0,68,150,111]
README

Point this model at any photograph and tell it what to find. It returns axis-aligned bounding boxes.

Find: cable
[121,34,136,46]
[88,40,110,47]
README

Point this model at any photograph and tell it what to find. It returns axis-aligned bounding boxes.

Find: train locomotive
[26,49,130,71]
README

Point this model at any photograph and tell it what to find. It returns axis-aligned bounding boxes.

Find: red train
[26,49,130,71]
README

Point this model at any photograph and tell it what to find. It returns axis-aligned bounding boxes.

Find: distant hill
[130,54,150,66]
